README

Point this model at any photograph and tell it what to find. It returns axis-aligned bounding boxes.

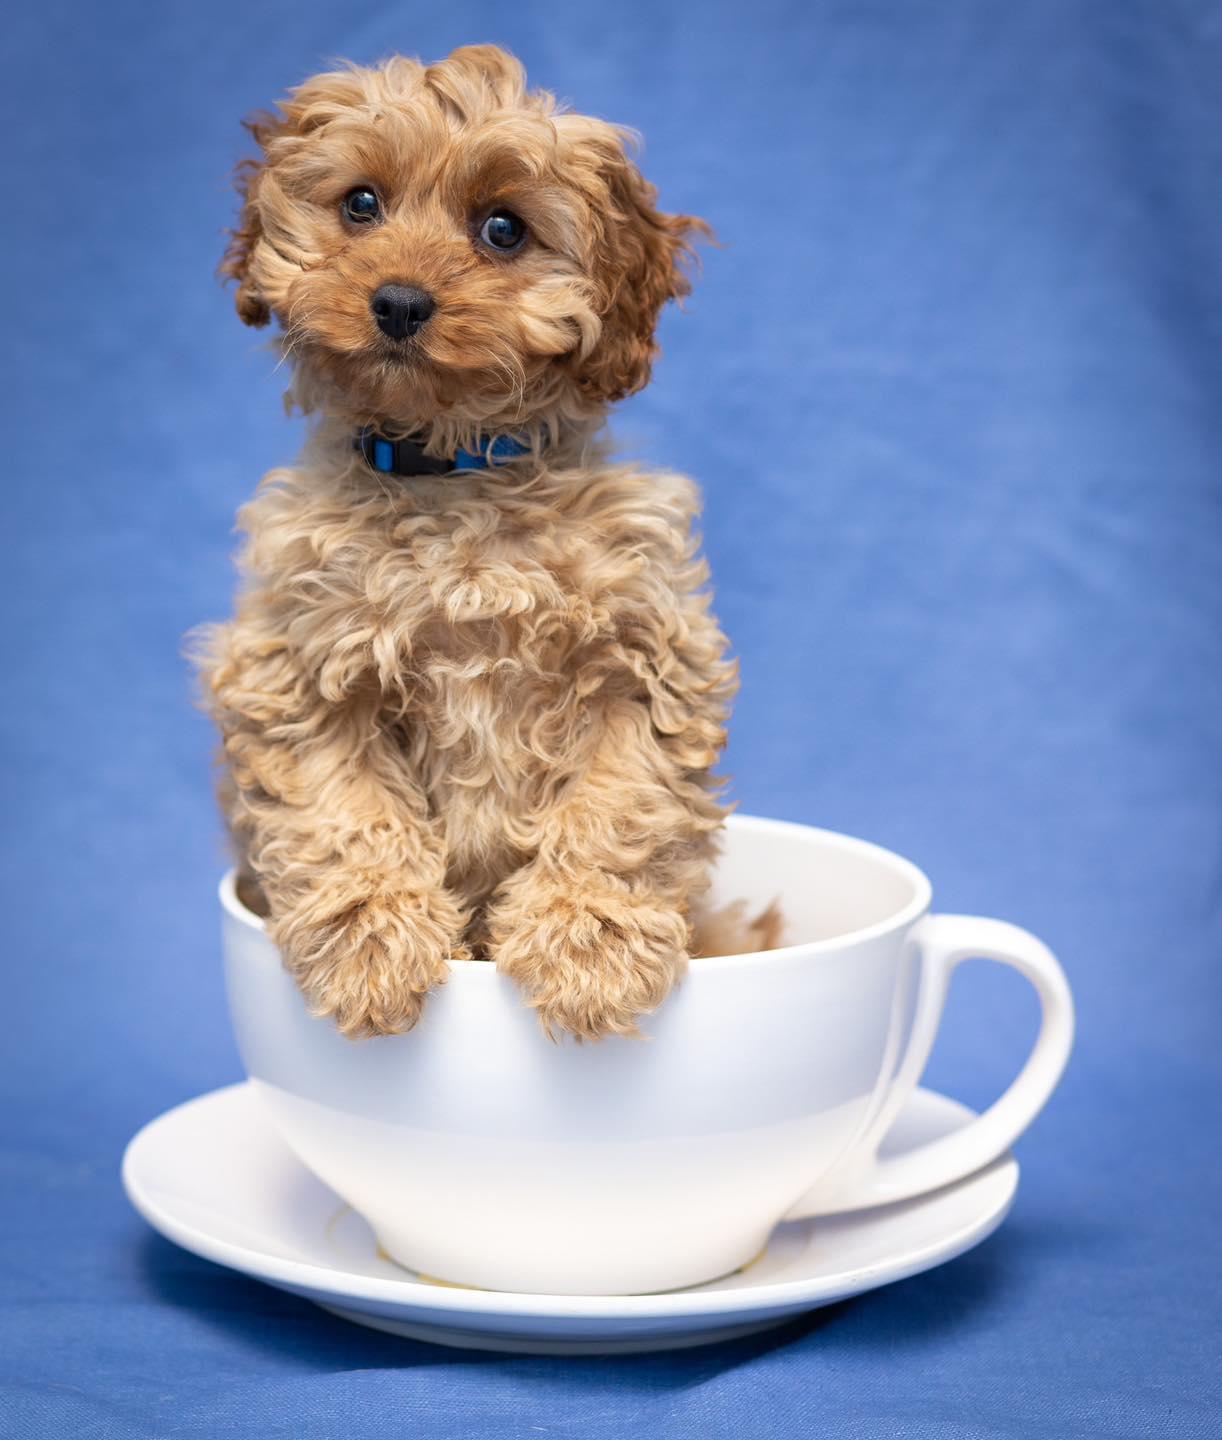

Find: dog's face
[222,46,707,433]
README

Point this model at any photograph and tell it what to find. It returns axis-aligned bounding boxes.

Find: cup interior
[706,816,929,951]
[220,815,930,958]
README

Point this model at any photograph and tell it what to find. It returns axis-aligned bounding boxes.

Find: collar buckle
[355,430,531,478]
[355,430,454,477]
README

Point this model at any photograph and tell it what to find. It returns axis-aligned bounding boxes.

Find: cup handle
[786,914,1074,1218]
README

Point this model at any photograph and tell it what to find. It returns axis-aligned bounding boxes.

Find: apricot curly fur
[195,45,776,1041]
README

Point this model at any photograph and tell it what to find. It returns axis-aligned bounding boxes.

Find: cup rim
[219,814,933,972]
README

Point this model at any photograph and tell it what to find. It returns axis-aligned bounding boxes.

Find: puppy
[196,45,778,1042]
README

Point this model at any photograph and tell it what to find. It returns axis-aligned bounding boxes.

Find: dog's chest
[347,502,603,877]
[362,501,604,772]
[387,505,592,663]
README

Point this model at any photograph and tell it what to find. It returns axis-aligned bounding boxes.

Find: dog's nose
[370,284,436,340]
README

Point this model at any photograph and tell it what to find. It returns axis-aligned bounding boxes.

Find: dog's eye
[478,210,527,253]
[343,188,381,224]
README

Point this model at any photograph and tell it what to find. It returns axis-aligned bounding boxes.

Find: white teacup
[222,814,1073,1296]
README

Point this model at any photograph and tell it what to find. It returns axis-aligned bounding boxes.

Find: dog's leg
[203,627,467,1038]
[233,724,467,1037]
[486,702,724,1040]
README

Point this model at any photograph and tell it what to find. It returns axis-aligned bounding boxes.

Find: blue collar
[355,429,529,477]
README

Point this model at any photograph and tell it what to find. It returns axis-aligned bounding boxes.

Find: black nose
[370,284,436,340]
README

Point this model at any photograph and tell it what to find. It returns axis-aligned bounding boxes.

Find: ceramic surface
[219,815,1072,1293]
[122,1082,1019,1354]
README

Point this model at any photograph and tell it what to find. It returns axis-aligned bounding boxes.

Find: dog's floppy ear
[218,114,281,328]
[220,70,376,328]
[561,121,711,404]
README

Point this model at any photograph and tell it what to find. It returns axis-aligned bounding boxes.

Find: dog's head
[221,46,708,436]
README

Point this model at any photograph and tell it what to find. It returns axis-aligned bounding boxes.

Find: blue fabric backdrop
[2,0,1220,1435]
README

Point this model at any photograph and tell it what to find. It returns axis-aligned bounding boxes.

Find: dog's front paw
[274,887,469,1039]
[487,871,688,1040]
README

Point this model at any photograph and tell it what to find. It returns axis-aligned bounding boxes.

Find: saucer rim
[122,1082,1018,1321]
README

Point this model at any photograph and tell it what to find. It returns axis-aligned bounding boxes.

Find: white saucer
[122,1082,1018,1355]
